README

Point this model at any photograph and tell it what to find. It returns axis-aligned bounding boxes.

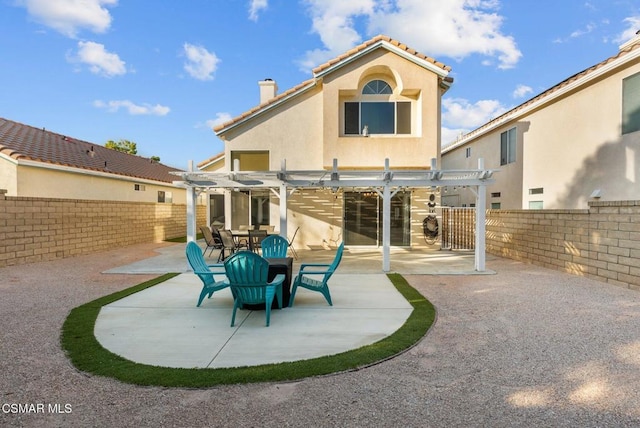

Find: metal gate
[441,207,475,250]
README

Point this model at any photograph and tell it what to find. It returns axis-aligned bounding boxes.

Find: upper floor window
[465,147,471,158]
[500,127,516,165]
[344,80,410,135]
[622,72,640,134]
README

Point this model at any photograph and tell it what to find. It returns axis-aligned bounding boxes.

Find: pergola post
[278,159,288,238]
[475,158,487,271]
[279,185,288,238]
[186,161,197,242]
[382,159,392,272]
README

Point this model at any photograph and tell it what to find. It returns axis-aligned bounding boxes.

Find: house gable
[209,35,452,171]
[213,35,451,139]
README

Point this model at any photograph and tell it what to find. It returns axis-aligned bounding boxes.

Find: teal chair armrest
[298,270,331,276]
[269,273,286,286]
[269,273,285,309]
[299,263,331,271]
[194,269,227,277]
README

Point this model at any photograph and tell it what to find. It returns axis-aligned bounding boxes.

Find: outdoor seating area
[94,268,412,368]
[186,233,344,326]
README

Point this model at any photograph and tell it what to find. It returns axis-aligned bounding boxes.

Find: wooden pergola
[172,158,496,272]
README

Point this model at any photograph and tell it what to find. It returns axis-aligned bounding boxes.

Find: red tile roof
[213,34,451,134]
[0,117,182,183]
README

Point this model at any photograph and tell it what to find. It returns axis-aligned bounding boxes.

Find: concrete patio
[96,242,490,368]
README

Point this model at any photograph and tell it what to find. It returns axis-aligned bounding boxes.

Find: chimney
[259,78,277,104]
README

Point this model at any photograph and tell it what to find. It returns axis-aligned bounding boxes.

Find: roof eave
[214,80,318,137]
[313,40,450,80]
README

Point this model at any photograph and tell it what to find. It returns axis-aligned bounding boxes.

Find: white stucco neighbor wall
[442,47,640,210]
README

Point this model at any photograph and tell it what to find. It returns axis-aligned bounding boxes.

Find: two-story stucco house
[199,35,453,249]
[442,34,640,210]
[0,117,189,204]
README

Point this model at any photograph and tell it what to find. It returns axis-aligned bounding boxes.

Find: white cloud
[297,0,376,70]
[441,127,468,147]
[205,113,233,129]
[554,22,599,44]
[93,100,170,116]
[569,23,597,39]
[440,96,509,145]
[69,41,126,77]
[248,0,268,21]
[442,97,507,129]
[298,0,521,71]
[614,16,640,45]
[18,0,117,38]
[512,84,533,99]
[183,43,220,81]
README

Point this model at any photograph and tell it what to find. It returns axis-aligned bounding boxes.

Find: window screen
[500,127,516,165]
[345,102,360,134]
[396,102,411,134]
[622,72,640,134]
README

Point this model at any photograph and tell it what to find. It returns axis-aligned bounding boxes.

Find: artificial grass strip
[60,272,435,387]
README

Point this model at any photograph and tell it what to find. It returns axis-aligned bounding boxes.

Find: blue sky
[1,0,640,169]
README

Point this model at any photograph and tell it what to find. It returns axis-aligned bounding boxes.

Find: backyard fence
[0,190,206,268]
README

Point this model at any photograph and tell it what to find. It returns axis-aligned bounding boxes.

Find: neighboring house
[199,35,453,249]
[442,34,640,210]
[0,117,189,204]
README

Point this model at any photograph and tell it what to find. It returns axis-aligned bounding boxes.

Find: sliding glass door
[343,191,411,246]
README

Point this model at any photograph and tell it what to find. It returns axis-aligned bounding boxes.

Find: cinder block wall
[486,200,640,291]
[0,190,205,268]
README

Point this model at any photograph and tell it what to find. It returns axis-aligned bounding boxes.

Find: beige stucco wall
[322,49,441,169]
[441,123,525,209]
[521,62,640,209]
[11,163,189,204]
[217,48,444,172]
[0,157,18,195]
[443,56,640,209]
[219,88,325,170]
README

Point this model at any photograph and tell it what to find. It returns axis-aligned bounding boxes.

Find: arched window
[362,80,392,95]
[344,79,411,135]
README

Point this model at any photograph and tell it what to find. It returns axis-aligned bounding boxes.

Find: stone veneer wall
[486,200,640,291]
[0,189,205,268]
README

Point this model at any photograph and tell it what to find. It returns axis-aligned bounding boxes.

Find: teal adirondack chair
[224,251,284,327]
[185,241,229,307]
[260,234,289,258]
[289,242,344,307]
